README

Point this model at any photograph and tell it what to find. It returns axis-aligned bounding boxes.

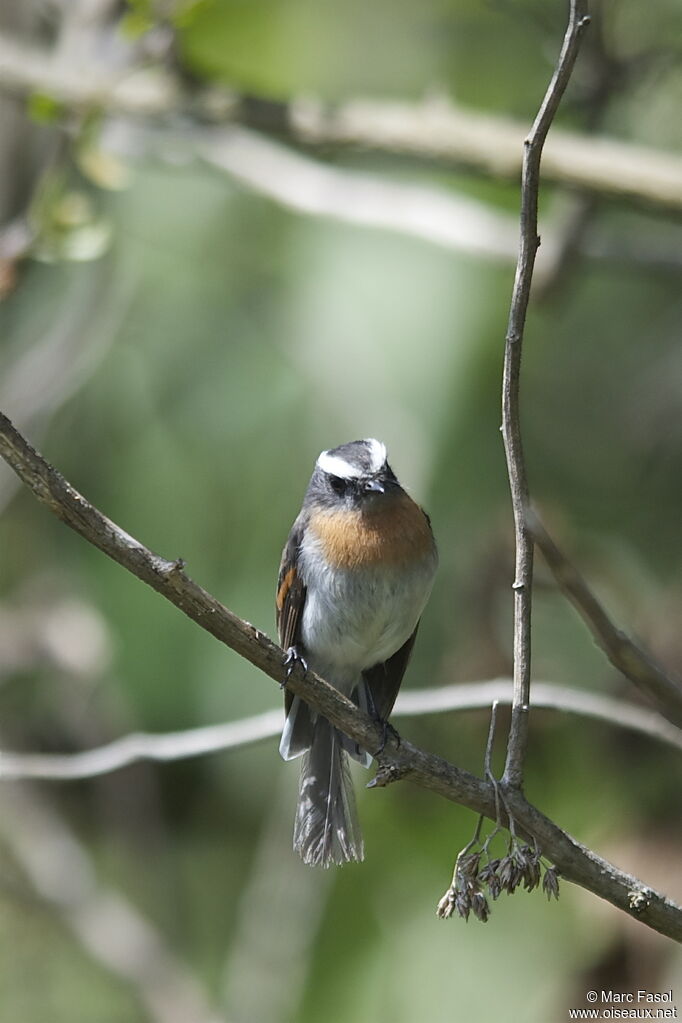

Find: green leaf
[27,92,64,124]
[172,0,213,29]
[119,10,155,39]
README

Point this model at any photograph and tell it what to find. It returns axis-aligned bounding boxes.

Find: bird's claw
[374,719,401,757]
[281,646,308,688]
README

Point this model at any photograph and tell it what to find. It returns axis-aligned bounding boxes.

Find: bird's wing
[276,515,307,716]
[362,623,420,722]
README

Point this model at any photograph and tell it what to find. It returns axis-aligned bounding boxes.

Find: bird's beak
[364,479,385,494]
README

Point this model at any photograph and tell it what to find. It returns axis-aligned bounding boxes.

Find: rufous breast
[308,492,434,570]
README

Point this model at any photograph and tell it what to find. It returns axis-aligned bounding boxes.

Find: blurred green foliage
[0,0,681,1020]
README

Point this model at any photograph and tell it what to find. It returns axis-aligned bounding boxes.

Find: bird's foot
[373,718,401,757]
[281,646,308,688]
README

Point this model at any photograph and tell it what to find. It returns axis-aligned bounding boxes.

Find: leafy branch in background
[1,0,682,954]
[0,33,681,210]
[1,10,682,298]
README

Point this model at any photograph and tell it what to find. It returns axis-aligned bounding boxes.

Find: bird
[276,438,437,866]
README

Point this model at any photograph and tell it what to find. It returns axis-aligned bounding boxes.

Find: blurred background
[0,0,681,1020]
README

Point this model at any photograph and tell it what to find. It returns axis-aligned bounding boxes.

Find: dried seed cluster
[437,842,560,922]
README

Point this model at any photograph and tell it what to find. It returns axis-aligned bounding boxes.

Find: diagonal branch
[528,509,682,728]
[501,0,590,788]
[1,411,681,941]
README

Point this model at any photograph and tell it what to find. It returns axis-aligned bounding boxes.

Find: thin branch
[3,681,682,782]
[528,509,682,729]
[115,122,682,281]
[1,33,682,211]
[501,0,590,788]
[0,33,178,116]
[286,96,682,211]
[0,710,284,780]
[196,125,521,263]
[532,8,616,301]
[399,681,682,751]
[484,699,500,779]
[0,413,681,941]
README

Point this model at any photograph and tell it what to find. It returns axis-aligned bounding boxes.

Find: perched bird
[276,439,437,866]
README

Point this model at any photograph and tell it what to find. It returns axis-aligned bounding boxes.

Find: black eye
[328,475,348,496]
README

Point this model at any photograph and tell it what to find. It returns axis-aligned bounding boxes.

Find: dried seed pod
[458,852,481,881]
[454,890,472,921]
[542,866,561,901]
[471,891,491,923]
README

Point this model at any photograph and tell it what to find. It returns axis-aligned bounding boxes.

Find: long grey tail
[293,717,364,867]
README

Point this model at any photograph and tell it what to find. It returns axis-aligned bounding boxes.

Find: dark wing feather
[276,515,307,716]
[362,623,420,722]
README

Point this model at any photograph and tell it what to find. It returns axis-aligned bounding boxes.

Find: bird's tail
[293,716,364,867]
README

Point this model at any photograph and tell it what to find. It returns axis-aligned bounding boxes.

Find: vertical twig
[501,0,590,789]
